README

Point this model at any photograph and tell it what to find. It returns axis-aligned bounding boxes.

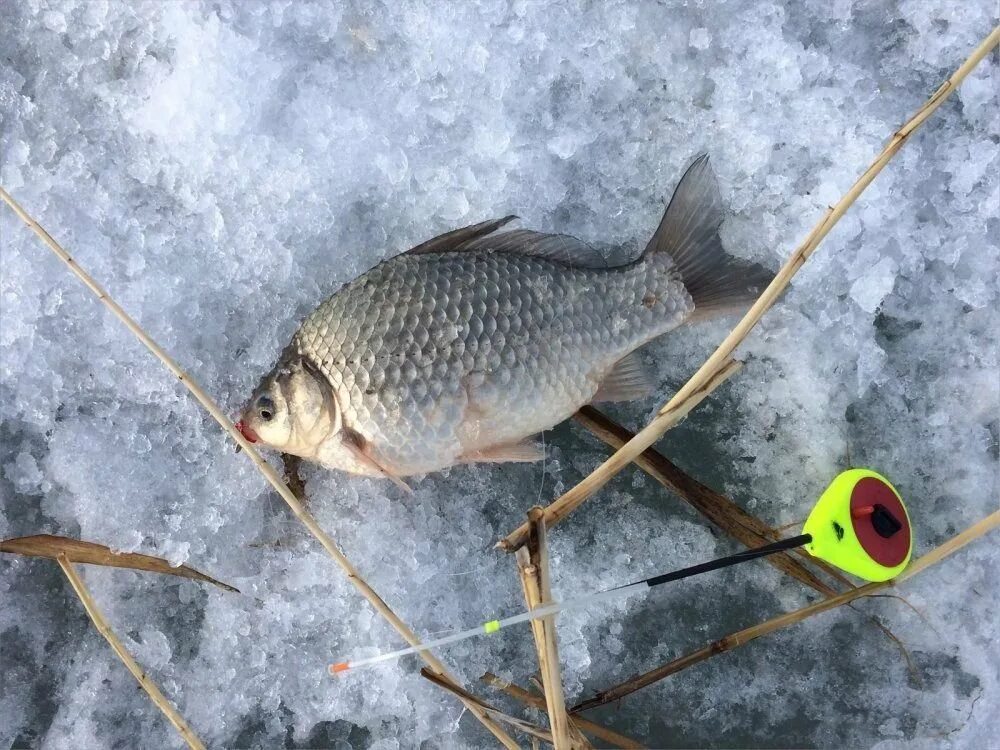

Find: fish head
[238,353,340,457]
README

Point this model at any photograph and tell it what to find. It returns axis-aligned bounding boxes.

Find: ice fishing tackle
[802,468,911,582]
[330,468,912,675]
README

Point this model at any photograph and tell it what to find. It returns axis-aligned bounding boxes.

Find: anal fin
[592,350,655,402]
[461,440,545,465]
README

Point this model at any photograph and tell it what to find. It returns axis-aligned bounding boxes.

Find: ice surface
[1,1,997,748]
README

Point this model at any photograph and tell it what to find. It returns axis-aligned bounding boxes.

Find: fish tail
[643,154,774,320]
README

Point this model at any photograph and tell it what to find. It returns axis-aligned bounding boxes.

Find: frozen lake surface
[1,1,997,747]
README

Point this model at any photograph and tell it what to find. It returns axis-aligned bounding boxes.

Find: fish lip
[234,419,259,444]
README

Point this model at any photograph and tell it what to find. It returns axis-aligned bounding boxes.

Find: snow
[1,1,997,748]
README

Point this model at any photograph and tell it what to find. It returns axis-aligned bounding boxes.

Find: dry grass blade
[1,534,238,593]
[572,406,850,594]
[572,510,999,712]
[0,191,518,749]
[420,668,553,743]
[57,555,206,750]
[859,611,920,683]
[866,593,941,637]
[482,672,647,749]
[499,360,740,551]
[498,26,1000,553]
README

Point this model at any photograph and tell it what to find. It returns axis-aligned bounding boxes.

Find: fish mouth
[235,419,259,444]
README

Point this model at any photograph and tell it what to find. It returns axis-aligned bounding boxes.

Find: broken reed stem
[0,190,518,749]
[516,548,547,663]
[527,507,576,750]
[572,405,850,595]
[482,673,646,749]
[56,555,206,750]
[572,510,1000,713]
[499,25,1000,553]
[499,360,740,551]
[516,510,576,749]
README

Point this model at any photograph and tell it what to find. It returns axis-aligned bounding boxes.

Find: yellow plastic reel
[803,469,912,582]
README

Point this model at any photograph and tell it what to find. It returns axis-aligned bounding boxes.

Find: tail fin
[644,154,774,319]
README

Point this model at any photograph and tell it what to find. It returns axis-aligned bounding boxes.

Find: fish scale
[294,249,690,475]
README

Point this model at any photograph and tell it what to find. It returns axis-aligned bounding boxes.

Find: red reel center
[850,477,911,567]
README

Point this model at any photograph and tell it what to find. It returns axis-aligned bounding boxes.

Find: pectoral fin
[342,429,412,493]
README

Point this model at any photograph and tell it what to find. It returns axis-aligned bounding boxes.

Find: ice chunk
[689,28,712,50]
[4,451,45,494]
[850,256,898,313]
[1,2,996,748]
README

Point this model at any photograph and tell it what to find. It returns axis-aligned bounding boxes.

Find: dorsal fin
[404,217,610,269]
[405,216,518,255]
[456,229,609,269]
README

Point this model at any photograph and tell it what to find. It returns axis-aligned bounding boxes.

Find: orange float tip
[330,662,350,675]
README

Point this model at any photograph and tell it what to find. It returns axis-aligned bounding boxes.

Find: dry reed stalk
[516,546,567,749]
[571,406,850,594]
[524,507,575,749]
[572,510,1000,712]
[897,511,999,580]
[516,547,547,654]
[528,508,575,747]
[514,547,580,745]
[515,544,590,747]
[420,668,553,743]
[499,360,740,551]
[0,190,518,749]
[482,673,647,749]
[498,25,1000,553]
[56,555,206,750]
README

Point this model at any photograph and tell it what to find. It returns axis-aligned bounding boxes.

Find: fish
[236,155,773,486]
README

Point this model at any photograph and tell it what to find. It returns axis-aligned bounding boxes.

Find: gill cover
[803,469,912,582]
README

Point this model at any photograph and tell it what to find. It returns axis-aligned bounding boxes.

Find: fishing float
[330,468,912,676]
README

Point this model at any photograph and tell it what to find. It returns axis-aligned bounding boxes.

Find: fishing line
[331,535,811,674]
[535,431,547,506]
[329,469,914,676]
[440,560,501,577]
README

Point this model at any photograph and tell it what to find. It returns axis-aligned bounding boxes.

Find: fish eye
[257,395,275,421]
